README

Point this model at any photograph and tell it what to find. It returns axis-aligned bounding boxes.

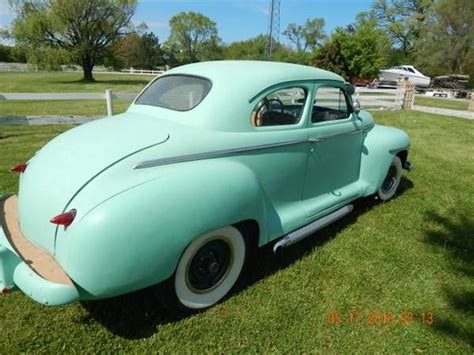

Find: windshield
[135,75,212,111]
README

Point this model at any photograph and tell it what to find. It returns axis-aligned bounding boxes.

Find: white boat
[379,65,431,87]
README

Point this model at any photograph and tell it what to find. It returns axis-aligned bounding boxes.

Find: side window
[312,86,351,123]
[251,87,307,127]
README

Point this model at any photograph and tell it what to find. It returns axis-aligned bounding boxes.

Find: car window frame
[250,83,312,131]
[310,82,354,127]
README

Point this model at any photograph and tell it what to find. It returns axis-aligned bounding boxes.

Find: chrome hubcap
[187,239,232,292]
[382,165,397,194]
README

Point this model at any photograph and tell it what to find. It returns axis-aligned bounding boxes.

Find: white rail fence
[0,87,407,117]
[0,63,165,76]
[120,68,164,75]
[0,91,137,117]
[355,88,404,110]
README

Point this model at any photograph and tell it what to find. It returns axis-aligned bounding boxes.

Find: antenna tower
[266,0,281,57]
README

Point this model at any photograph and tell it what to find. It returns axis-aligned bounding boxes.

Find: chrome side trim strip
[312,129,360,142]
[273,204,354,253]
[134,139,307,169]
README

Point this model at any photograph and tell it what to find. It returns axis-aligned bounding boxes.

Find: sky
[0,0,373,45]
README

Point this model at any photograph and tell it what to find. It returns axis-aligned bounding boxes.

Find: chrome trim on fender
[135,139,307,169]
[362,123,375,133]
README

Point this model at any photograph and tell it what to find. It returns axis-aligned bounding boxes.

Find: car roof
[164,60,345,100]
[131,61,347,132]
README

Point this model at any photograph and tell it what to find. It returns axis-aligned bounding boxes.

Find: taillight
[50,209,77,227]
[10,163,28,173]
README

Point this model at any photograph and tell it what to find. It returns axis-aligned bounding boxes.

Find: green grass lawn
[0,72,152,93]
[0,100,131,116]
[0,111,473,352]
[415,96,470,111]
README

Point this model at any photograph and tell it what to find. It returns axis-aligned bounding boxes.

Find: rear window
[135,75,212,111]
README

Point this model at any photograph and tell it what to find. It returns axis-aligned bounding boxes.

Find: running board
[273,205,353,253]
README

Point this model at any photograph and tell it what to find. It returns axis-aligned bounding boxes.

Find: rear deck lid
[17,113,169,254]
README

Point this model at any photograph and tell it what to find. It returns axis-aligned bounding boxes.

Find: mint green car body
[0,61,410,306]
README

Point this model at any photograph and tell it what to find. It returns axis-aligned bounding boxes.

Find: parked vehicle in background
[350,77,373,87]
[424,90,454,98]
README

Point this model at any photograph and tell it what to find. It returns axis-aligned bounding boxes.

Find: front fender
[54,159,267,299]
[359,124,410,196]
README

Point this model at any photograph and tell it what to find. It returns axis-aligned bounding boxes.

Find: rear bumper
[0,195,79,305]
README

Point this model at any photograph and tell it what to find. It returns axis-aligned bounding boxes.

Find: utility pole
[267,0,281,57]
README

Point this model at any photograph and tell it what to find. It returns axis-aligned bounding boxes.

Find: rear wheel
[174,226,246,310]
[377,156,402,201]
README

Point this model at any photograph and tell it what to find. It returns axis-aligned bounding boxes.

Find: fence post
[105,89,114,117]
[397,79,415,110]
[469,92,474,112]
[396,82,405,110]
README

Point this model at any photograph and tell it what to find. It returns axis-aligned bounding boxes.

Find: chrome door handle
[309,137,321,143]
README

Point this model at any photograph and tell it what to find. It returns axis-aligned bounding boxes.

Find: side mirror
[344,83,355,96]
[353,99,361,114]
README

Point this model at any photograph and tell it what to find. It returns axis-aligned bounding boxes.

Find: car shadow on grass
[422,210,474,347]
[81,177,414,340]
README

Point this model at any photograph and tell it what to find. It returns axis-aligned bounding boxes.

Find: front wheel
[377,156,402,202]
[174,226,246,310]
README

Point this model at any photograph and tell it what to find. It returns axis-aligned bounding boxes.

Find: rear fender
[54,159,268,299]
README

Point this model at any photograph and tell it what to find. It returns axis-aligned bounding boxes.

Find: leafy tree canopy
[314,19,390,80]
[165,11,221,64]
[283,18,326,52]
[368,0,433,55]
[414,0,474,77]
[223,34,269,60]
[10,0,136,81]
[113,29,163,70]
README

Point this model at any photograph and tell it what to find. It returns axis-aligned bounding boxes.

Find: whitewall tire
[377,156,402,201]
[174,226,246,310]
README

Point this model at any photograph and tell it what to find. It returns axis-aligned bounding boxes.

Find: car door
[241,84,312,238]
[303,83,363,217]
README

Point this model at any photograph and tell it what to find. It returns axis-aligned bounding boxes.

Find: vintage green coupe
[0,61,411,310]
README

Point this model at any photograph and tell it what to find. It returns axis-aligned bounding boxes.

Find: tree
[414,0,474,77]
[223,34,268,60]
[313,31,350,79]
[283,18,326,52]
[0,45,14,62]
[223,34,313,65]
[341,19,391,79]
[115,31,163,69]
[314,20,390,80]
[369,0,433,56]
[10,0,136,81]
[283,23,305,52]
[138,32,163,69]
[165,11,220,64]
[272,48,313,65]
